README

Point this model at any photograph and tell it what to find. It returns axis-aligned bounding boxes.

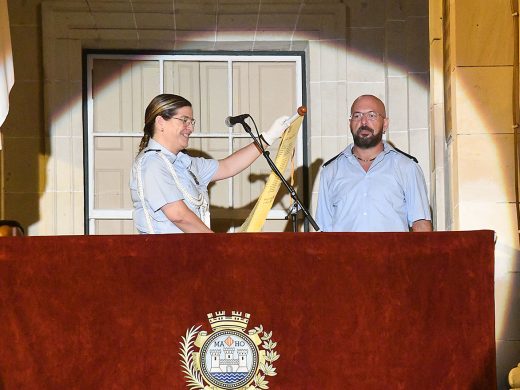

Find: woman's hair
[137,94,192,154]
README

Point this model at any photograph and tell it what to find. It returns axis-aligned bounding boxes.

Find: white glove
[261,115,290,146]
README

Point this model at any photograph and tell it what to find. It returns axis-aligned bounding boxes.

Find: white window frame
[85,52,305,234]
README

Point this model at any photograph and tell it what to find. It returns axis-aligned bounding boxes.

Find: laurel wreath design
[179,325,205,390]
[253,324,279,390]
[179,324,279,390]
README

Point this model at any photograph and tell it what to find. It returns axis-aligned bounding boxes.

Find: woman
[130,94,288,233]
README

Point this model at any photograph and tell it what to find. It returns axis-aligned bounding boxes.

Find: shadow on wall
[188,147,323,233]
[2,2,45,235]
[1,83,46,235]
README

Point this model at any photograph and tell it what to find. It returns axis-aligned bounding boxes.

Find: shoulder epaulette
[323,152,343,167]
[144,149,160,153]
[393,146,418,163]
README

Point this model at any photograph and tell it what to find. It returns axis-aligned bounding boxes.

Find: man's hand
[411,219,433,232]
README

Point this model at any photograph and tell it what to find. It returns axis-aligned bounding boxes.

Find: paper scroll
[240,108,306,232]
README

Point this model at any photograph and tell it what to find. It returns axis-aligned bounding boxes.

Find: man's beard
[352,125,383,149]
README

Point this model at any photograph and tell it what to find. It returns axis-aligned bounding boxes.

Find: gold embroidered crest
[180,311,279,389]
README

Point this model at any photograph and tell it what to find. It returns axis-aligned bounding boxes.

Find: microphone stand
[239,120,321,232]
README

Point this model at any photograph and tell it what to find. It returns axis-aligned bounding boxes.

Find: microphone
[225,113,250,127]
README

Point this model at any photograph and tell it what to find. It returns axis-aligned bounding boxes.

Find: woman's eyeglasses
[172,116,196,127]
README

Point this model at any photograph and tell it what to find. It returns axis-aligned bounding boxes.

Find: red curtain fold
[0,231,496,389]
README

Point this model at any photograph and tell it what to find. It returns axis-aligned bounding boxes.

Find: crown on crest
[207,311,250,331]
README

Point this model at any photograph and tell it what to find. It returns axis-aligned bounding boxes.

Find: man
[315,95,432,232]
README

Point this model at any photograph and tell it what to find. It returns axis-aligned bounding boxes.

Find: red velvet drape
[0,231,495,389]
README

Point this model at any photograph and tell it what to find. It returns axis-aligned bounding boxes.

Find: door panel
[164,61,201,130]
[94,136,140,210]
[92,59,159,133]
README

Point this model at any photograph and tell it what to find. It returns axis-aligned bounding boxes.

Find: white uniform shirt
[130,139,218,233]
[316,142,431,232]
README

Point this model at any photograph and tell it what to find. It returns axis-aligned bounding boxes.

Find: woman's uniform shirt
[130,139,218,233]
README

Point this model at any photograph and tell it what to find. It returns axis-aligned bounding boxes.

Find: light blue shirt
[129,139,219,234]
[315,142,431,232]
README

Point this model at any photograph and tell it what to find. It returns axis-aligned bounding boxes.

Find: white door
[87,54,304,234]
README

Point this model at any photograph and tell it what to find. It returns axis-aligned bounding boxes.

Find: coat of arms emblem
[180,311,279,389]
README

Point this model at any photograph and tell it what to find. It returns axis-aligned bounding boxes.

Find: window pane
[92,59,160,133]
[94,136,140,209]
[263,219,293,232]
[95,219,137,235]
[233,61,296,133]
[164,61,229,136]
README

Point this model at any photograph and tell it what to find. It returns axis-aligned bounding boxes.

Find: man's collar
[348,141,395,155]
[383,141,396,154]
